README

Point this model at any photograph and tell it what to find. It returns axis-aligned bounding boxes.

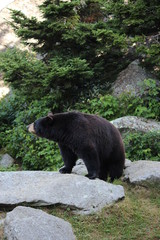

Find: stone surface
[124,159,132,168]
[0,77,10,99]
[0,171,125,215]
[124,160,160,186]
[0,0,43,51]
[72,159,87,176]
[4,206,76,240]
[0,153,14,168]
[112,60,157,97]
[111,116,160,133]
[0,0,15,11]
[0,219,5,226]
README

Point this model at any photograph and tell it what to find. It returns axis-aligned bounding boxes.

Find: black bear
[28,111,125,181]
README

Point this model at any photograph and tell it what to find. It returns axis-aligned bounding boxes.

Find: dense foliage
[124,131,160,161]
[105,0,160,35]
[105,0,160,78]
[6,0,128,105]
[0,0,160,169]
[75,79,160,121]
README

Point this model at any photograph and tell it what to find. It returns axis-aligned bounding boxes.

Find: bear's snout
[27,123,36,134]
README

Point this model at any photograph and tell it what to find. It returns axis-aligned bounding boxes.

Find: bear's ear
[47,112,54,120]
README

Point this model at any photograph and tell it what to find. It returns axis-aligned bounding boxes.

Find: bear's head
[27,112,54,139]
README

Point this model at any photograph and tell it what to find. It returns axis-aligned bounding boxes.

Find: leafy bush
[105,0,160,78]
[75,94,119,120]
[0,93,26,148]
[0,95,63,170]
[0,164,19,172]
[4,125,62,170]
[105,0,160,36]
[0,49,48,101]
[124,131,160,161]
[75,79,160,121]
[0,93,25,125]
[136,42,160,79]
[119,79,160,120]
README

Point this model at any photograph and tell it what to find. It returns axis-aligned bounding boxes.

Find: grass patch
[48,182,160,240]
[0,164,20,172]
[0,211,6,240]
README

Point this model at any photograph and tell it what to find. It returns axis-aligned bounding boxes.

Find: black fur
[30,111,125,181]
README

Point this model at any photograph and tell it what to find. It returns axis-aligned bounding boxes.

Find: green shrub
[105,0,160,36]
[0,93,26,124]
[0,49,48,101]
[136,41,160,79]
[0,96,63,170]
[75,94,119,120]
[136,79,160,120]
[75,79,160,121]
[0,164,19,172]
[119,79,160,120]
[124,131,160,161]
[0,93,26,148]
[4,123,62,171]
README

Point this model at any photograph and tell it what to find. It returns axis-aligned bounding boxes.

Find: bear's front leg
[58,143,78,174]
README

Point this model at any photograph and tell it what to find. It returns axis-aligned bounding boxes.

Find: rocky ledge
[0,172,124,215]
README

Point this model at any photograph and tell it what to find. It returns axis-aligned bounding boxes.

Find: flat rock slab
[4,206,76,240]
[0,172,124,215]
[111,116,160,132]
[124,160,160,186]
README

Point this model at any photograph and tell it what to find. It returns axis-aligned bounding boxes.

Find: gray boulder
[4,206,76,240]
[0,171,125,215]
[0,153,14,168]
[111,116,160,133]
[124,160,160,186]
[112,60,157,97]
[0,218,5,227]
[73,159,131,173]
[72,159,87,176]
[124,159,132,168]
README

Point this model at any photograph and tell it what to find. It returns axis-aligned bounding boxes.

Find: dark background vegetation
[0,0,160,170]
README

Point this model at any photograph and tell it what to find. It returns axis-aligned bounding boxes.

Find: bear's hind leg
[58,143,78,174]
[108,163,124,182]
[108,149,125,182]
[79,145,100,180]
[99,166,109,181]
